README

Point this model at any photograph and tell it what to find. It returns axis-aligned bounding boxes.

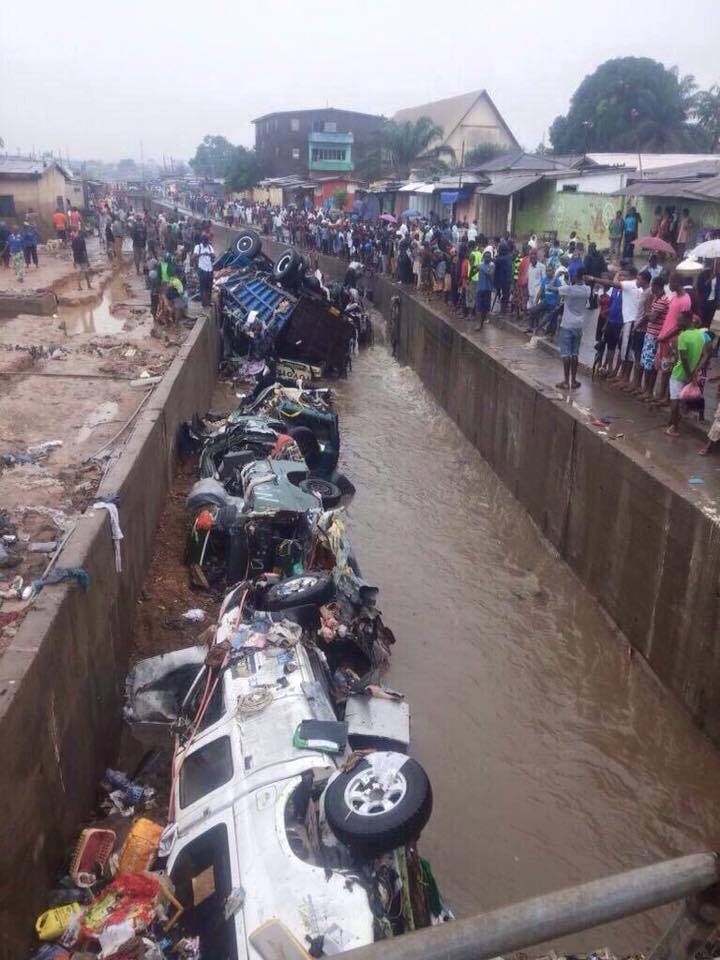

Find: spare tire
[299,478,342,508]
[234,230,262,259]
[258,572,335,610]
[323,753,432,858]
[274,249,301,285]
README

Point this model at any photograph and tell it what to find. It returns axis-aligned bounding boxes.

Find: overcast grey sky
[1,0,718,163]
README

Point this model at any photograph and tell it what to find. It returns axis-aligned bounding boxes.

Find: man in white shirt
[585,265,651,381]
[273,212,283,242]
[526,250,545,309]
[467,221,478,243]
[193,234,215,307]
[556,267,591,390]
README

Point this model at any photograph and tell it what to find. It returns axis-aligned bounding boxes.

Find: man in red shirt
[52,208,67,246]
[68,207,82,232]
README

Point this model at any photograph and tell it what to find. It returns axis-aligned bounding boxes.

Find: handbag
[679,378,702,402]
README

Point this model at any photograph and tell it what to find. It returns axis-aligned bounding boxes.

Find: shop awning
[477,174,544,197]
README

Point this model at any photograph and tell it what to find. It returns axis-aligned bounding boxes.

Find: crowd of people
[172,193,720,444]
[91,198,219,321]
[6,181,720,445]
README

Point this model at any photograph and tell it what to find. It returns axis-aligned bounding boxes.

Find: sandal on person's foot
[570,380,581,389]
[665,426,679,437]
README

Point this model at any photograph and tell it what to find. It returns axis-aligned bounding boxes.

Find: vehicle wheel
[258,573,335,610]
[274,249,301,286]
[299,478,342,508]
[323,753,432,858]
[234,230,262,259]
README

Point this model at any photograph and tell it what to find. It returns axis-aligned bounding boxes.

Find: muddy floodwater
[61,274,130,337]
[331,337,720,954]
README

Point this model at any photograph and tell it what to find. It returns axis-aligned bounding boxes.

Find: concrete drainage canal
[4,236,720,960]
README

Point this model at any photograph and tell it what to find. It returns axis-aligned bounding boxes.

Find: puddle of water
[61,285,127,337]
[76,400,120,445]
[59,270,142,338]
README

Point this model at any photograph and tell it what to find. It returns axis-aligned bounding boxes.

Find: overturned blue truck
[213,230,371,380]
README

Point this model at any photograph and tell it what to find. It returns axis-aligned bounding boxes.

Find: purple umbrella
[380,213,397,223]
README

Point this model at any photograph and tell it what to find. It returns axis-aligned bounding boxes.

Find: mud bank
[0,315,218,958]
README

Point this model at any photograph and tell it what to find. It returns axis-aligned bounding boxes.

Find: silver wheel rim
[276,576,318,597]
[237,236,254,254]
[343,769,407,817]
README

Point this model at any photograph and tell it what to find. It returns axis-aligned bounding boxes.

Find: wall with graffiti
[514,181,720,249]
[514,181,623,246]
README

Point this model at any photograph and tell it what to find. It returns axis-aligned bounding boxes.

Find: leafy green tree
[378,116,455,178]
[692,85,720,151]
[549,58,707,153]
[225,146,263,191]
[190,135,237,179]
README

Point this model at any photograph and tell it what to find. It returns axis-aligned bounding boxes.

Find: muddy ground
[0,244,196,652]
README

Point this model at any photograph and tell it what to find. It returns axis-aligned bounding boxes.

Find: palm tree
[379,116,455,178]
[692,85,720,151]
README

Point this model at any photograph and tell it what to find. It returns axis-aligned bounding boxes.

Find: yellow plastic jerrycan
[35,902,81,941]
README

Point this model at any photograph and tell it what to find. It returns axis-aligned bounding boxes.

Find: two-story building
[252,108,385,178]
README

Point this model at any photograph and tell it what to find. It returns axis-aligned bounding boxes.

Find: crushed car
[214,230,364,379]
[184,386,354,587]
[125,514,448,960]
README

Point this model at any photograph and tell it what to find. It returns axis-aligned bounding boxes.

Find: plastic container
[70,828,116,886]
[118,817,164,873]
[35,903,81,941]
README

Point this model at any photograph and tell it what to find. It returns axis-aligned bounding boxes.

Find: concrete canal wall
[369,277,720,743]
[0,316,218,958]
[245,225,720,743]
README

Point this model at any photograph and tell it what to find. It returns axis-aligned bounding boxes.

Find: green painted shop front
[513,180,720,249]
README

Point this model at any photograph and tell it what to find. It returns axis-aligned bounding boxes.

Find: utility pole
[140,140,145,186]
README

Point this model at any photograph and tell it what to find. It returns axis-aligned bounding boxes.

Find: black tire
[299,478,342,508]
[258,573,335,610]
[323,754,432,858]
[234,230,261,259]
[274,249,301,285]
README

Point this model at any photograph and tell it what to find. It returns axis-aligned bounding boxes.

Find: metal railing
[342,853,720,960]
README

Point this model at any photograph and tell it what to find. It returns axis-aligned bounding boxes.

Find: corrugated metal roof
[478,174,544,197]
[0,157,72,178]
[691,175,720,199]
[397,174,484,194]
[472,152,570,173]
[584,152,720,171]
[618,180,711,200]
[627,158,720,181]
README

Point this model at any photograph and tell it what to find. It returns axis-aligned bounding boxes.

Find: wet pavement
[331,333,720,955]
[418,296,720,516]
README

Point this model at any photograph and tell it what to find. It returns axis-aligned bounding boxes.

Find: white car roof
[168,609,375,959]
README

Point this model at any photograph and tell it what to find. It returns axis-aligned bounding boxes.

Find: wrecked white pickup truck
[125,554,449,960]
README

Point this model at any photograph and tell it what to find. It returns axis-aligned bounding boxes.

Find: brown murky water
[331,339,720,955]
[61,274,129,336]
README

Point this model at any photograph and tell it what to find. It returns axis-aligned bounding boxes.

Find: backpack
[608,288,623,324]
